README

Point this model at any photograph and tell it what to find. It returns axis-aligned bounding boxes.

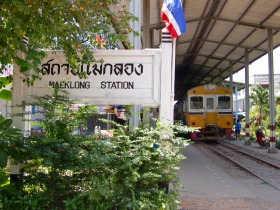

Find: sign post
[159,28,174,124]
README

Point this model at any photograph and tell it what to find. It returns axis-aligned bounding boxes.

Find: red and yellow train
[182,84,233,140]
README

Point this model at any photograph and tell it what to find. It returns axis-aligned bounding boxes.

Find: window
[190,96,203,109]
[218,96,230,109]
[207,98,214,109]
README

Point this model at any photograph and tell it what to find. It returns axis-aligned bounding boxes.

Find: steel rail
[202,141,280,191]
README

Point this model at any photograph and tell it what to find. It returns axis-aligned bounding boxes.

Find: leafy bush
[0,168,8,186]
[0,115,22,168]
[0,89,188,209]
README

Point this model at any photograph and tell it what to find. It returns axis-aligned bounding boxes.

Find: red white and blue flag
[161,0,187,38]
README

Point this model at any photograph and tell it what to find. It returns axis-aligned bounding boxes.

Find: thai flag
[161,0,187,38]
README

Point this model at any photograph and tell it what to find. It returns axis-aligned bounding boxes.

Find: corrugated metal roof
[142,0,280,101]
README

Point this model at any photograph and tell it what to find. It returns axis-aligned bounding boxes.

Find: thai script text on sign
[29,50,161,105]
[41,59,143,90]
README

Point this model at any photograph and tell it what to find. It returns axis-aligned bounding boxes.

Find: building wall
[233,74,280,113]
[0,100,11,118]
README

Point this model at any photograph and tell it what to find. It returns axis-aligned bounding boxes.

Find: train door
[204,95,217,125]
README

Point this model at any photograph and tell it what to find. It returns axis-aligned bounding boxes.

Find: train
[180,84,233,141]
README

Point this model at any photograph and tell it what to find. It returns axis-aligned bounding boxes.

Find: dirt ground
[178,143,280,210]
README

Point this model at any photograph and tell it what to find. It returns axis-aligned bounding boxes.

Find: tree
[0,65,13,100]
[275,95,280,105]
[0,0,136,88]
[249,84,269,128]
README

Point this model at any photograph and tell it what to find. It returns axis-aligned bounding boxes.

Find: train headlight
[192,122,196,126]
[227,122,230,125]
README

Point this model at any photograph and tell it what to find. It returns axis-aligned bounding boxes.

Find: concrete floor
[178,141,280,210]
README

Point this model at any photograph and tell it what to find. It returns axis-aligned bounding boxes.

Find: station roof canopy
[142,0,280,101]
[222,80,247,91]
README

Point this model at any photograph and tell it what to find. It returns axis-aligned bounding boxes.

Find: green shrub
[0,115,22,168]
[0,89,188,209]
[0,168,8,186]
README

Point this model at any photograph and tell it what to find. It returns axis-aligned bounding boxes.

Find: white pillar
[159,28,174,124]
[11,57,28,131]
[10,48,28,178]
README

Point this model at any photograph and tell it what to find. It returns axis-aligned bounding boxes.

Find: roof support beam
[178,38,267,52]
[187,16,280,31]
[177,53,245,64]
[187,63,224,71]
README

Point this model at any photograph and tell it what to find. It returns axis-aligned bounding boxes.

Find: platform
[178,140,280,210]
[224,139,280,161]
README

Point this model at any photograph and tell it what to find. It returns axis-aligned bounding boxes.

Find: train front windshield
[188,95,231,112]
[218,96,231,110]
[190,96,203,109]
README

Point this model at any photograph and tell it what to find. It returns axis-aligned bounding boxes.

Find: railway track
[203,141,280,191]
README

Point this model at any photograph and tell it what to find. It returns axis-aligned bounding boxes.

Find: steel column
[244,48,251,145]
[267,28,278,153]
[129,0,141,127]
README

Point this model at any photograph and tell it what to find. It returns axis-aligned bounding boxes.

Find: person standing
[235,119,242,140]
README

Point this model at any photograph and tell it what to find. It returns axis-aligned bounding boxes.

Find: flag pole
[160,0,186,124]
[171,38,176,123]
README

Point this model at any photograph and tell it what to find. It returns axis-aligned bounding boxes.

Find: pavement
[177,139,280,210]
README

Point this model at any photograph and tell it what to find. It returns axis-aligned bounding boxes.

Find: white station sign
[27,50,161,106]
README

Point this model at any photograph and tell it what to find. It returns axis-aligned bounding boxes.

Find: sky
[232,46,280,84]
